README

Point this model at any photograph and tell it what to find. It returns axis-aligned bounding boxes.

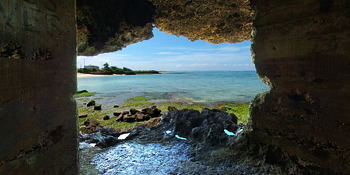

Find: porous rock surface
[162,108,239,145]
[251,1,350,174]
[77,0,252,56]
[150,0,252,44]
[77,0,155,56]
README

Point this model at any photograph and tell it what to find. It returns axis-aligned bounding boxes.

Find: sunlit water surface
[91,142,189,175]
[78,71,269,103]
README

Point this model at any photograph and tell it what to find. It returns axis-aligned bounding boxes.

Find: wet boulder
[135,113,150,121]
[103,115,110,120]
[130,108,140,115]
[99,128,120,137]
[113,112,122,117]
[142,106,161,117]
[94,105,102,110]
[96,136,119,148]
[162,108,239,145]
[81,118,102,134]
[79,128,120,148]
[123,115,136,122]
[87,100,96,107]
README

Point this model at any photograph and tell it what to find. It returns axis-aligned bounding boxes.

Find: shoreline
[77,72,161,78]
[77,73,125,78]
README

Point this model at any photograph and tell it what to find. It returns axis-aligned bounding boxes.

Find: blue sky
[77,28,254,71]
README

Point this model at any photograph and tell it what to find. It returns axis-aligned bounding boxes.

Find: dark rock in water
[81,118,101,134]
[80,128,120,148]
[113,105,120,108]
[96,136,119,148]
[142,106,161,118]
[94,105,102,110]
[168,106,178,112]
[103,115,110,120]
[129,108,139,115]
[77,90,88,93]
[123,115,136,122]
[99,128,120,137]
[161,108,238,145]
[113,112,122,117]
[79,114,88,118]
[87,100,96,107]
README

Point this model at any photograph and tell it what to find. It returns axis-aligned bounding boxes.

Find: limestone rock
[94,105,102,111]
[162,108,238,145]
[76,0,155,56]
[129,108,139,115]
[103,115,110,120]
[86,100,96,107]
[81,119,101,134]
[150,0,252,44]
[141,106,161,118]
[123,115,136,122]
[80,128,120,148]
[135,113,151,121]
[76,0,252,56]
[113,112,122,117]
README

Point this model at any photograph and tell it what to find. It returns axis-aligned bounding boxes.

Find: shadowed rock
[87,100,96,107]
[81,119,102,134]
[94,105,102,110]
[162,108,238,145]
[103,115,110,120]
[76,0,155,56]
[79,114,88,118]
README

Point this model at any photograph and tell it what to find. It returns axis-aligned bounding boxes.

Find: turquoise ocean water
[77,71,270,103]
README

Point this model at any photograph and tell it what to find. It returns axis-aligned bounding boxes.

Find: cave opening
[76,27,270,174]
[1,0,349,174]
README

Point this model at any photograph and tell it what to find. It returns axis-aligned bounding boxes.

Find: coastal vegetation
[74,90,95,98]
[77,63,160,75]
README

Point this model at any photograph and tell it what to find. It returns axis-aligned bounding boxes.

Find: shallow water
[78,71,269,103]
[91,142,189,175]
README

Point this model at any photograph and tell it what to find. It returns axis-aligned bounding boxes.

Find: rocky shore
[79,107,308,175]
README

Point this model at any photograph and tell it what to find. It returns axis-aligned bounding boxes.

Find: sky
[77,28,254,71]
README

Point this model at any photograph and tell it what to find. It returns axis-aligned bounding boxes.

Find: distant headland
[77,63,160,76]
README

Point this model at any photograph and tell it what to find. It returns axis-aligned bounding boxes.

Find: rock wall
[1,0,349,174]
[77,0,155,56]
[0,0,77,174]
[150,0,252,44]
[250,0,350,173]
[77,0,252,56]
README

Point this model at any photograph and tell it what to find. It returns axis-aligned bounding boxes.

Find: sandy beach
[77,73,124,78]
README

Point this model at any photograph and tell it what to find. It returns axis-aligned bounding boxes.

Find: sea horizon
[77,71,269,104]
